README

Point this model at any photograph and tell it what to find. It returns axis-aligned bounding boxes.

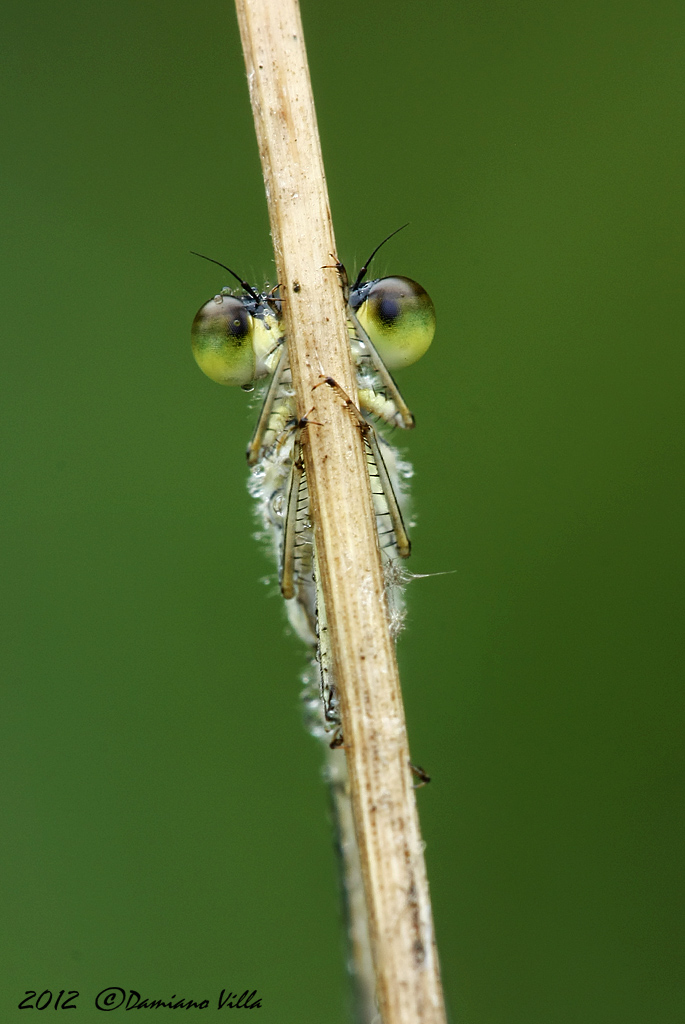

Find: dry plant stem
[234,2,447,1022]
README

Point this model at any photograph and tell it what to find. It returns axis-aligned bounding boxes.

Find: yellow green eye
[191,294,257,386]
[354,276,436,370]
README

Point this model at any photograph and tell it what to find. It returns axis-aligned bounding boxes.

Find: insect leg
[316,376,411,559]
[347,307,415,429]
[246,345,292,465]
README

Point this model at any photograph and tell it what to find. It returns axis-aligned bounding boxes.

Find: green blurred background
[2,0,683,1020]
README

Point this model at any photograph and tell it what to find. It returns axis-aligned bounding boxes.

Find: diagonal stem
[233,2,447,1022]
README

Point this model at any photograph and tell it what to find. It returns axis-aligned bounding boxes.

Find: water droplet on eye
[213,294,223,305]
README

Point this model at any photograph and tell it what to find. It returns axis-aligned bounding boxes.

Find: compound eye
[191,294,256,386]
[356,276,436,370]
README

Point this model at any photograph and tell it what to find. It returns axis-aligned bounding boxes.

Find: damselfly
[190,231,436,740]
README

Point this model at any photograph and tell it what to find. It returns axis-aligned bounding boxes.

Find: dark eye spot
[377,296,401,327]
[226,307,250,339]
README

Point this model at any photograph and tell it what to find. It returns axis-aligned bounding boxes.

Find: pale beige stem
[233,2,447,1022]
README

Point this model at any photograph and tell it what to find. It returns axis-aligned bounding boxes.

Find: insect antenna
[352,223,409,291]
[190,251,261,303]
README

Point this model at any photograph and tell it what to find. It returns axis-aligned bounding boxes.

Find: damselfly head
[191,252,283,387]
[350,276,436,370]
[348,227,436,370]
[191,292,262,386]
